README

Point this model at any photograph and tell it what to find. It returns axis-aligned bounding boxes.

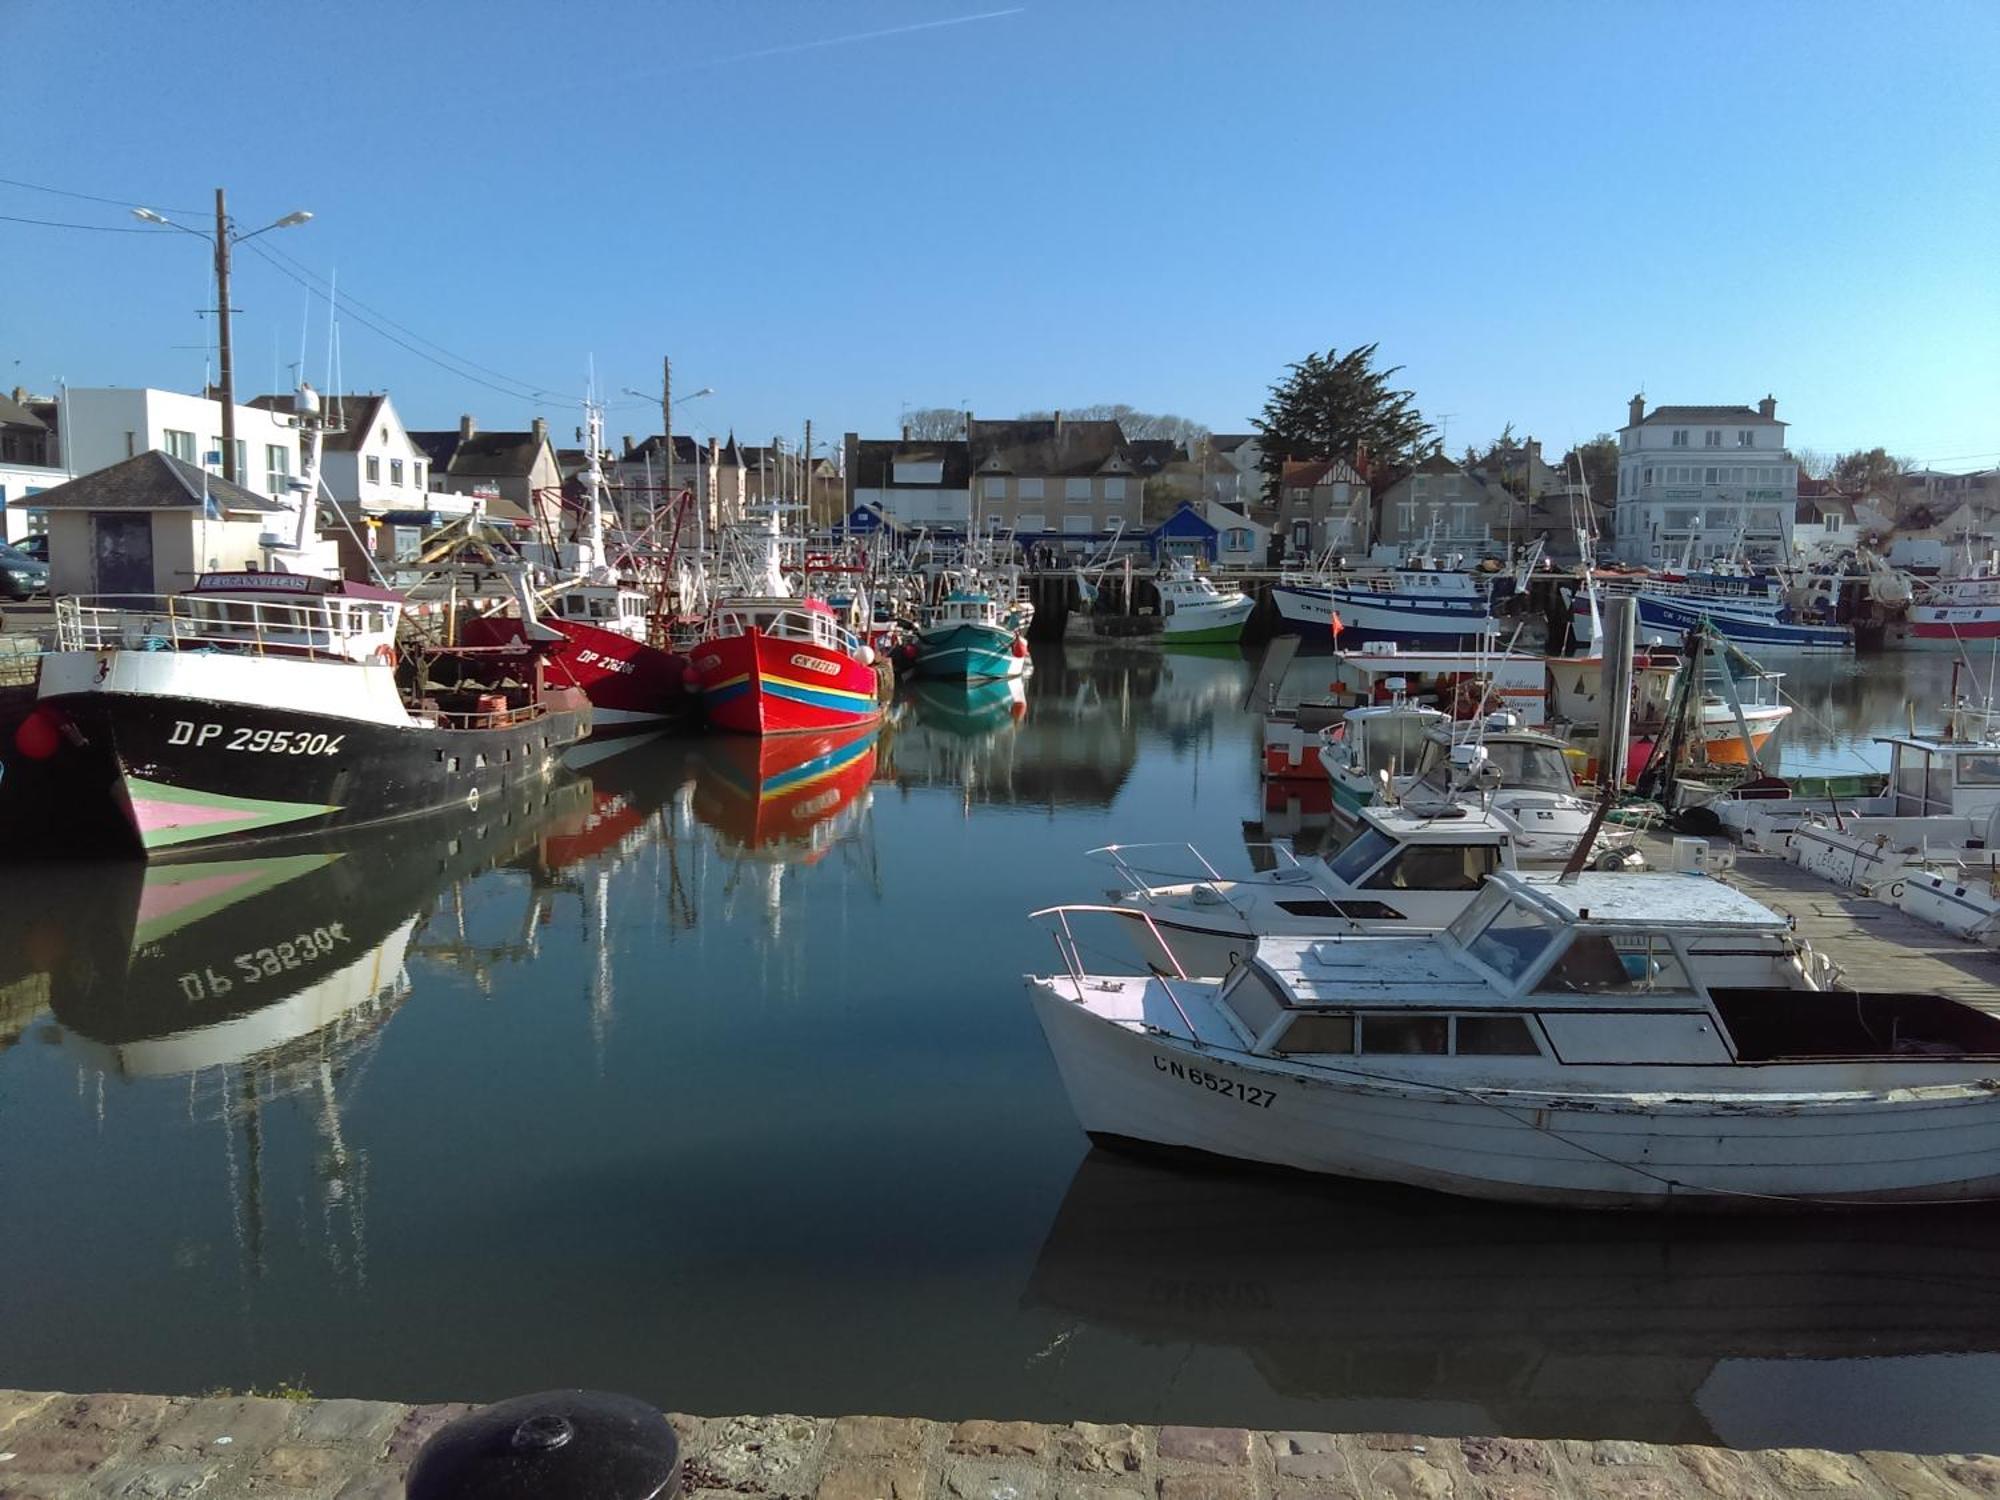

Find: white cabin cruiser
[1095,802,1520,977]
[1403,716,1640,867]
[1316,698,1450,825]
[1027,871,2000,1209]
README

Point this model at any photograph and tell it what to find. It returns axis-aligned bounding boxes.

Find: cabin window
[1959,753,2000,786]
[1485,741,1574,792]
[1360,842,1500,893]
[1360,1015,1449,1055]
[1325,828,1396,885]
[1537,934,1690,995]
[1272,1013,1355,1055]
[1462,901,1556,982]
[1221,964,1286,1039]
[1454,1015,1542,1055]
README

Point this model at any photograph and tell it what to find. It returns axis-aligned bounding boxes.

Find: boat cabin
[1215,871,2000,1069]
[551,585,649,640]
[1320,701,1449,783]
[1313,802,1516,911]
[56,570,403,665]
[711,595,866,657]
[1411,719,1580,798]
[1874,733,2000,820]
[929,589,1005,628]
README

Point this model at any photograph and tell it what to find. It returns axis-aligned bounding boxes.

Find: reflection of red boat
[462,590,688,737]
[687,722,879,857]
[689,599,882,736]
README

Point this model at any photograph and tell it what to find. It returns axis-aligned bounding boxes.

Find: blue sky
[5,0,1996,467]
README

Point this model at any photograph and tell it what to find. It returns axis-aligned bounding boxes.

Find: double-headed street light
[132,190,313,484]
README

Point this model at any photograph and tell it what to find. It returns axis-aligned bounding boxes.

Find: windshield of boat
[1454,892,1557,983]
[1485,741,1575,792]
[1325,827,1396,885]
[1358,712,1437,774]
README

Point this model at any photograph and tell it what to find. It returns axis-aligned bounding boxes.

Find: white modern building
[59,387,301,505]
[1612,395,1797,565]
[249,391,433,514]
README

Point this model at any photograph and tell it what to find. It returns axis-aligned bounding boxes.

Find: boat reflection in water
[6,773,597,1282]
[680,722,881,935]
[1026,1149,2000,1451]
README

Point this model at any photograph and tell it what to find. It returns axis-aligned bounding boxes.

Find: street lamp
[132,190,313,484]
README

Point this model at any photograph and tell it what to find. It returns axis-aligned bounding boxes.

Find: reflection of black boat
[1026,1150,2000,1448]
[18,773,591,1079]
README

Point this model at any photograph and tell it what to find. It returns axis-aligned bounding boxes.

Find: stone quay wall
[3,1391,1997,1500]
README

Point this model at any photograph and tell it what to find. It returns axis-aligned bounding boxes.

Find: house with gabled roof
[247,390,434,516]
[407,414,564,532]
[844,434,973,533]
[1371,452,1512,559]
[1275,456,1371,559]
[10,449,285,594]
[968,414,1141,545]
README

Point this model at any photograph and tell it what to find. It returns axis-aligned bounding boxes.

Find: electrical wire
[0,211,176,234]
[0,174,204,215]
[239,240,567,408]
[255,239,565,401]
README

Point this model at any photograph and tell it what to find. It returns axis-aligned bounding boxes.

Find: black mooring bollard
[405,1391,681,1500]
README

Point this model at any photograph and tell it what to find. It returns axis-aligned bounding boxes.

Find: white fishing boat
[1025,871,2000,1209]
[1093,801,1521,977]
[1156,560,1254,644]
[1315,697,1450,825]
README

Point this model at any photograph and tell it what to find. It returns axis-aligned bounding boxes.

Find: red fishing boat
[462,585,689,736]
[689,598,883,735]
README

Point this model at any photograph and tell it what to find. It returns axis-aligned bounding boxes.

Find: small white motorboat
[1402,715,1641,867]
[1093,800,1522,977]
[1025,870,2000,1209]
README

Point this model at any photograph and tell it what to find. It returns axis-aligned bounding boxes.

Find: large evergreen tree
[1251,344,1431,497]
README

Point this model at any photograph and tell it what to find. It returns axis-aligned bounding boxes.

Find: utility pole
[660,355,672,530]
[215,188,238,484]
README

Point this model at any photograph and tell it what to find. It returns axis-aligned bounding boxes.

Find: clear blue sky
[6,0,1996,467]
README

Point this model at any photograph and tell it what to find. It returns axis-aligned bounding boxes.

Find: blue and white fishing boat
[1573,570,1851,653]
[914,589,1031,681]
[1274,541,1541,649]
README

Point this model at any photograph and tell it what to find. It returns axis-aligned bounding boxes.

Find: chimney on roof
[1525,437,1541,465]
[901,423,910,440]
[622,435,634,457]
[1758,394,1777,419]
[460,413,477,440]
[531,416,548,446]
[1053,409,1063,438]
[1628,394,1644,427]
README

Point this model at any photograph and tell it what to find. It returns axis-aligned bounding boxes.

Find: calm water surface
[4,643,1999,1451]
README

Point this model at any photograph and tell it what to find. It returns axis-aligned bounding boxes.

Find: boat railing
[711,605,864,658]
[1029,904,1204,1040]
[1088,841,1307,896]
[56,594,386,664]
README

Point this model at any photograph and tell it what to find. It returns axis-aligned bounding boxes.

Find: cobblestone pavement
[2,1392,1997,1500]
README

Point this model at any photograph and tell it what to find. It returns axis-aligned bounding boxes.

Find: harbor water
[4,643,1999,1452]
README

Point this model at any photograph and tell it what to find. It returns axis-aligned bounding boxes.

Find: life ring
[373,643,398,668]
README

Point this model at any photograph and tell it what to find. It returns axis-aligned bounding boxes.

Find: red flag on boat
[1329,609,1344,642]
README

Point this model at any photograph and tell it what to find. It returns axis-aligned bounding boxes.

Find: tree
[1016,404,1210,443]
[1831,447,1914,504]
[1250,344,1430,498]
[1560,434,1620,508]
[900,407,966,440]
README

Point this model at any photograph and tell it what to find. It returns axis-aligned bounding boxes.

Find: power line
[0,174,204,215]
[256,239,561,400]
[0,211,176,234]
[239,240,567,408]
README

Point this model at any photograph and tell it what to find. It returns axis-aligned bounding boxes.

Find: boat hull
[690,628,883,735]
[1162,597,1254,645]
[1275,584,1497,648]
[1027,983,2000,1209]
[914,621,1029,681]
[1900,607,2000,649]
[1577,592,1852,652]
[460,616,689,734]
[13,678,588,859]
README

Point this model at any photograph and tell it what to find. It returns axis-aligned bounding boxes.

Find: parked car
[15,535,48,564]
[0,541,50,599]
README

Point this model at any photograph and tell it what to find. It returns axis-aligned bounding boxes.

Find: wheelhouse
[710,596,865,657]
[1212,872,2000,1069]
